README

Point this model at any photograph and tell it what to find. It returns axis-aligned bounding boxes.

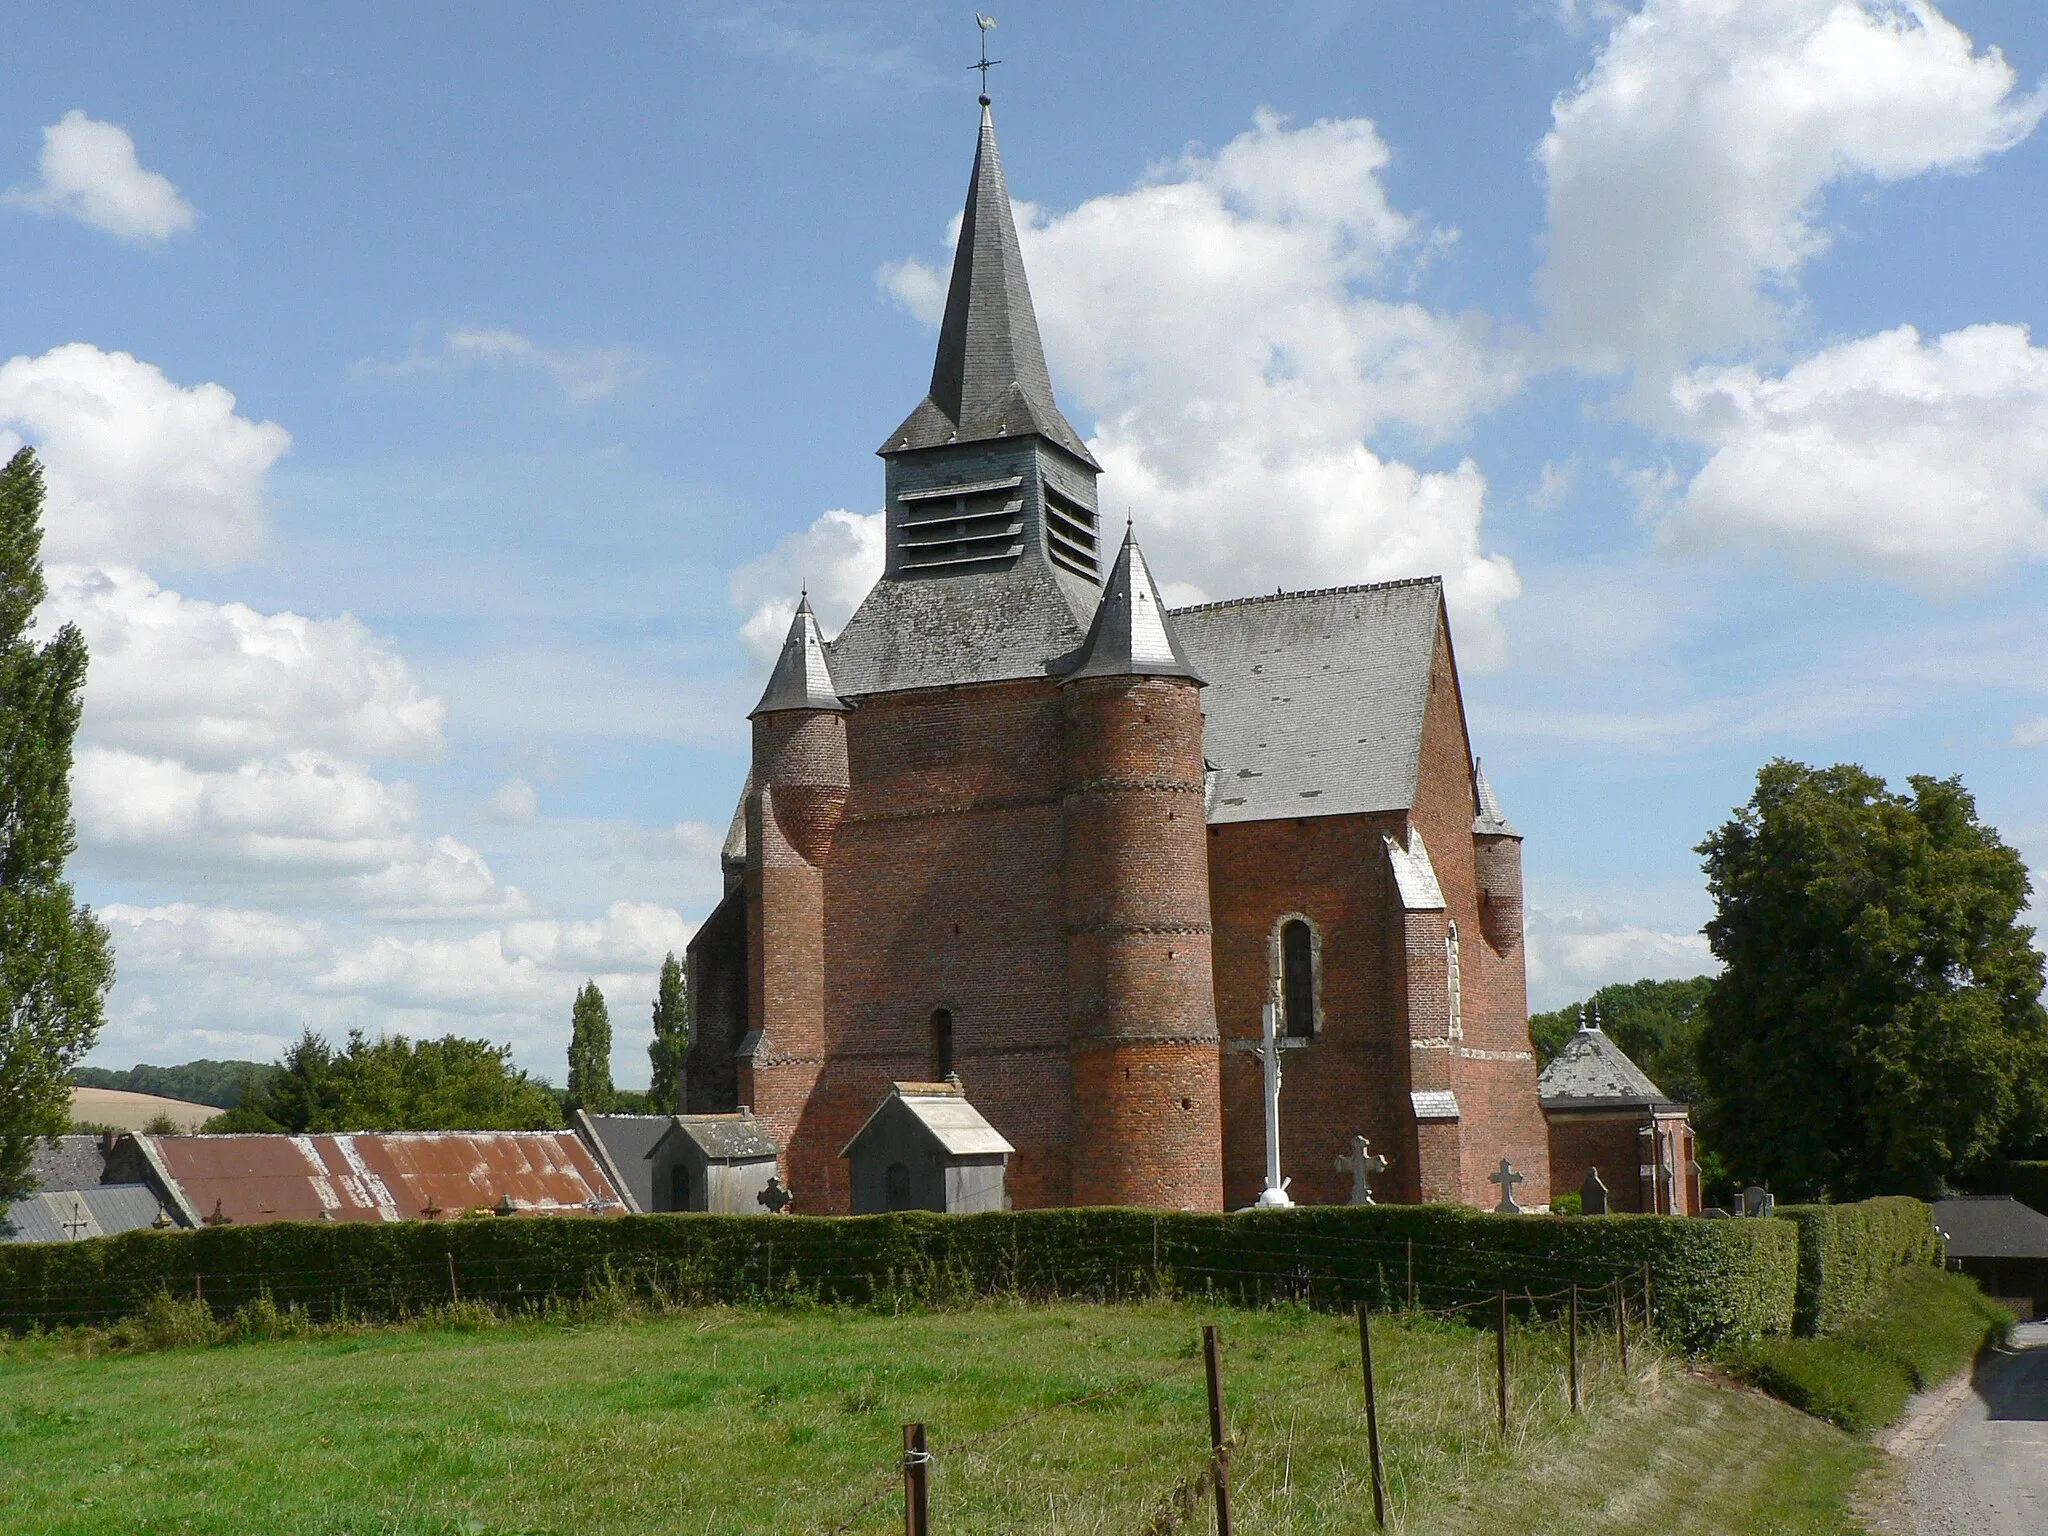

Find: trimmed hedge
[0,1204,1797,1351]
[1774,1197,1941,1336]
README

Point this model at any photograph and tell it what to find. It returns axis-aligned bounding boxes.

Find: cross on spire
[1335,1135,1389,1206]
[970,14,1000,102]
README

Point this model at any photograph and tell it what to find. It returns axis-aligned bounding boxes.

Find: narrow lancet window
[931,1008,955,1079]
[1281,919,1316,1038]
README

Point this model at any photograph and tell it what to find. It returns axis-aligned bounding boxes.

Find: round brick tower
[1061,530,1223,1210]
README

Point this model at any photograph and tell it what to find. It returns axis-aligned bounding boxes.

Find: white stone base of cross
[1335,1135,1389,1206]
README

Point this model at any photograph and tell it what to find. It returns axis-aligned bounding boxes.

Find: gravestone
[1489,1157,1525,1214]
[757,1176,793,1213]
[1580,1167,1609,1215]
[1334,1136,1389,1206]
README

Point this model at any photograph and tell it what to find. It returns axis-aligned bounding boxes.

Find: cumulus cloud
[2013,716,2048,747]
[4,111,198,244]
[0,344,289,567]
[1523,903,1716,1010]
[1538,0,2045,370]
[1658,323,2048,588]
[481,777,540,824]
[874,109,1524,660]
[729,506,885,665]
[360,327,649,403]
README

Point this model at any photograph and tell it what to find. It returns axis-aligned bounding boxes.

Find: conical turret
[750,597,847,718]
[1062,525,1201,684]
[1472,758,1517,836]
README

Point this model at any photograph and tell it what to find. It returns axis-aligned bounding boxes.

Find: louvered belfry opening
[897,475,1026,575]
[1043,482,1098,580]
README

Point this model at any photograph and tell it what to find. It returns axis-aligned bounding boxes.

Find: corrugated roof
[3,1185,168,1244]
[26,1134,109,1193]
[1934,1196,2048,1260]
[1172,578,1443,825]
[842,1083,1015,1159]
[1537,1026,1677,1110]
[881,103,1095,467]
[143,1132,625,1225]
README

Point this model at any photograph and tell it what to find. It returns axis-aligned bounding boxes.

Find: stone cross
[1334,1136,1389,1206]
[757,1176,793,1214]
[1228,1001,1302,1208]
[1489,1157,1525,1214]
[1580,1167,1609,1216]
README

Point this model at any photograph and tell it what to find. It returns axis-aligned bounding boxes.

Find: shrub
[1774,1197,1940,1334]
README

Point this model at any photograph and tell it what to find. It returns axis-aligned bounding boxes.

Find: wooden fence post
[1568,1284,1580,1413]
[1357,1304,1387,1528]
[1642,1261,1653,1335]
[1495,1290,1509,1441]
[447,1251,460,1302]
[902,1422,929,1536]
[1204,1325,1234,1536]
[1615,1279,1629,1373]
[1406,1240,1415,1310]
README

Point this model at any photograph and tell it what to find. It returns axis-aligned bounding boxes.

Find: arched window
[931,1009,954,1079]
[884,1162,912,1211]
[1446,921,1463,1042]
[1281,919,1316,1038]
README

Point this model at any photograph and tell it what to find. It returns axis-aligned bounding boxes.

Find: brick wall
[1547,1111,1650,1213]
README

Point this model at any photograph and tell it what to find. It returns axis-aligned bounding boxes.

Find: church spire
[1062,524,1201,684]
[881,102,1096,468]
[750,596,848,717]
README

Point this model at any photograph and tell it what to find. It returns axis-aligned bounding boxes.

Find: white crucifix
[1230,1000,1305,1208]
[1489,1157,1525,1214]
[1335,1136,1389,1206]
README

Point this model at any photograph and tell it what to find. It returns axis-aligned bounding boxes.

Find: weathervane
[970,14,1000,102]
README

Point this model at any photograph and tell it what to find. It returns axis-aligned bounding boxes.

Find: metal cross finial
[970,14,1000,102]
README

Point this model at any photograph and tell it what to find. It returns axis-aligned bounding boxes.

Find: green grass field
[0,1300,1875,1535]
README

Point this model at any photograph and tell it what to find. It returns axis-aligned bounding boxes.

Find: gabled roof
[1060,526,1201,684]
[1933,1196,2048,1260]
[841,1082,1015,1159]
[881,104,1094,468]
[751,597,847,717]
[1473,759,1517,837]
[651,1113,779,1164]
[1174,578,1444,825]
[1538,1024,1679,1111]
[574,1110,671,1213]
[3,1185,170,1243]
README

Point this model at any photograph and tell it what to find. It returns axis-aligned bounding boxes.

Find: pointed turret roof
[750,597,848,717]
[1061,525,1201,684]
[1472,758,1518,836]
[881,103,1096,468]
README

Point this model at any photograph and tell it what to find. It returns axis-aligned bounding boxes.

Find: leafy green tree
[1696,760,2048,1200]
[647,952,688,1113]
[0,449,115,1202]
[207,1029,559,1132]
[1529,976,1714,1109]
[565,981,614,1114]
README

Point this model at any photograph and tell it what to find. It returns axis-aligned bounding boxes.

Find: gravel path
[1896,1322,2048,1536]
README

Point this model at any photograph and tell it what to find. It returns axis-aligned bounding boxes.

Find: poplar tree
[647,951,688,1113]
[565,980,614,1114]
[0,448,115,1201]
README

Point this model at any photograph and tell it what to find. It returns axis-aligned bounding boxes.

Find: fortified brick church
[684,101,1553,1215]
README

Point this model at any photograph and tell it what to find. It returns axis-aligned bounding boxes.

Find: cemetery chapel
[683,97,1551,1215]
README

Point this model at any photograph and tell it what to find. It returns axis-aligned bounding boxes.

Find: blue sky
[4,2,2045,1084]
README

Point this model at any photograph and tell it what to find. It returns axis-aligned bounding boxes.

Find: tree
[0,449,115,1202]
[207,1029,559,1132]
[1529,976,1714,1109]
[566,980,614,1114]
[647,952,688,1113]
[1696,760,2048,1200]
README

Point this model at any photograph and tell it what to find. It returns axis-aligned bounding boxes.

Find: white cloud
[360,327,649,403]
[1538,0,2045,370]
[729,506,885,665]
[4,110,198,244]
[481,777,540,824]
[874,109,1524,661]
[1659,323,2048,587]
[2015,716,2048,747]
[0,344,290,567]
[1524,903,1716,1010]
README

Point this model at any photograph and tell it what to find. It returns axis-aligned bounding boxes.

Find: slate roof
[575,1111,674,1213]
[1933,1196,2048,1260]
[25,1133,108,1193]
[842,1083,1015,1159]
[881,104,1095,468]
[751,597,847,717]
[1061,527,1200,684]
[654,1113,779,1163]
[1537,1025,1680,1111]
[1174,578,1444,825]
[827,561,1097,696]
[1383,830,1446,911]
[1473,759,1517,837]
[3,1184,168,1244]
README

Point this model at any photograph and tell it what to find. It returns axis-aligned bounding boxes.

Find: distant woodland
[72,1060,283,1110]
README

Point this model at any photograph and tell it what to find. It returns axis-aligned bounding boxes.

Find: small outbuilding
[1538,1017,1699,1216]
[644,1113,781,1213]
[1934,1196,2048,1321]
[841,1082,1012,1215]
